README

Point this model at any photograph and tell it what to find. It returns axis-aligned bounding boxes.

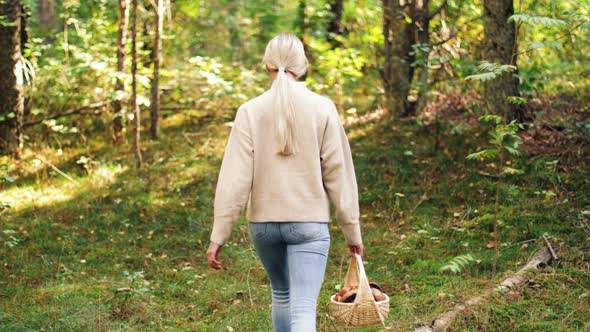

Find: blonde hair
[262,33,308,156]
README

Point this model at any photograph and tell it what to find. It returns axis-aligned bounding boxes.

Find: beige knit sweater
[210,82,362,246]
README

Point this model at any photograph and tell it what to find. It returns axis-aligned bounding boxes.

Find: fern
[479,115,503,124]
[465,62,516,82]
[503,166,524,175]
[464,72,498,82]
[439,254,476,274]
[467,149,497,161]
[509,14,568,27]
[507,96,528,105]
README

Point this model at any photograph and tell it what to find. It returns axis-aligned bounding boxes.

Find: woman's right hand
[206,241,223,270]
[348,244,364,257]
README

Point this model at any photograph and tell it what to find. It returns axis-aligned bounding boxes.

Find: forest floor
[0,97,588,331]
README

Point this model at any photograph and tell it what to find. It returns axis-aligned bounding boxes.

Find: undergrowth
[0,103,588,331]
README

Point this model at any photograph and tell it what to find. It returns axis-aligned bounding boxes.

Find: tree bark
[382,0,411,116]
[150,0,163,140]
[0,0,24,157]
[38,0,56,33]
[382,0,431,117]
[483,0,523,122]
[21,2,32,121]
[113,0,129,144]
[414,0,430,115]
[131,0,142,168]
[327,0,344,48]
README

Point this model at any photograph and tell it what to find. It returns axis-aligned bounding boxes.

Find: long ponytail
[262,34,308,156]
[273,67,297,156]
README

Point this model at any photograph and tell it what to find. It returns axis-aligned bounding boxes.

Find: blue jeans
[249,222,331,332]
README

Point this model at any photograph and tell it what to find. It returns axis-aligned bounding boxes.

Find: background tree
[382,0,432,117]
[150,0,164,140]
[483,0,523,121]
[38,0,55,34]
[131,0,142,168]
[0,0,24,157]
[113,0,129,144]
[327,0,344,47]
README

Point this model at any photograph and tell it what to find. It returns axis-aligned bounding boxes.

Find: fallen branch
[410,193,428,214]
[181,132,194,145]
[414,243,554,332]
[542,235,559,261]
[246,267,254,307]
[37,155,78,184]
[23,100,113,127]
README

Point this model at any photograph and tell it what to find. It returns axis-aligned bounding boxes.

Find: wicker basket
[328,254,390,328]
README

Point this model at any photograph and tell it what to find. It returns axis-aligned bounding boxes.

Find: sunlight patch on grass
[0,163,127,212]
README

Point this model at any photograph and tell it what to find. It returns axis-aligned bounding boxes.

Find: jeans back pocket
[249,223,270,241]
[288,222,324,242]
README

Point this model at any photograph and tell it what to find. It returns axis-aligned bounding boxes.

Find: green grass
[0,107,588,331]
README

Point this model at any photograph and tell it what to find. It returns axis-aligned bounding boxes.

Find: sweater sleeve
[320,102,362,245]
[210,107,254,245]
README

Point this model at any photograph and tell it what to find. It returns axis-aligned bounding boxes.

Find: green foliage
[509,14,568,27]
[0,165,14,210]
[465,62,517,82]
[467,116,524,169]
[439,254,477,274]
[2,229,20,248]
[507,96,528,105]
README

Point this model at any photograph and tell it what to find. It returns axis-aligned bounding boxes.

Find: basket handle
[352,253,375,303]
[341,254,386,326]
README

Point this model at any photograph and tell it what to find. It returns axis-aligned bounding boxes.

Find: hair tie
[278,67,285,73]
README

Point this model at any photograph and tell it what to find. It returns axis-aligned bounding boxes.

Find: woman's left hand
[206,241,223,270]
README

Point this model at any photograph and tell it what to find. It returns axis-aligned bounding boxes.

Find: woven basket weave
[327,254,390,328]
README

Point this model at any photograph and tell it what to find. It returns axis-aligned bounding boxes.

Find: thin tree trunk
[483,0,523,121]
[294,0,306,37]
[113,0,129,144]
[0,0,24,157]
[21,2,32,121]
[63,3,69,65]
[327,0,344,48]
[38,0,56,33]
[131,0,142,168]
[150,0,163,140]
[415,0,430,115]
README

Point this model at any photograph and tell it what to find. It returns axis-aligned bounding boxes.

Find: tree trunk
[38,0,56,33]
[293,0,306,37]
[0,0,24,157]
[327,0,344,48]
[483,0,523,122]
[150,0,163,140]
[382,0,411,116]
[382,0,431,117]
[21,2,32,121]
[113,0,129,144]
[131,0,142,168]
[414,0,430,115]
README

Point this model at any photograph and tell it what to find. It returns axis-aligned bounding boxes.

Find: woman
[206,33,363,332]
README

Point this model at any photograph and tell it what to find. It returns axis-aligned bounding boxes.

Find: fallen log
[414,243,555,332]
